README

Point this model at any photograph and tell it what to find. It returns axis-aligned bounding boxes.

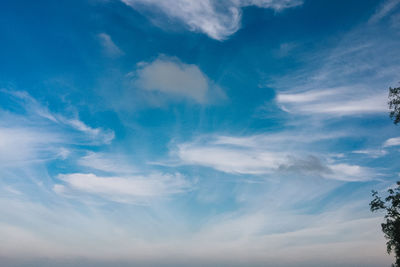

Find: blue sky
[1,0,400,266]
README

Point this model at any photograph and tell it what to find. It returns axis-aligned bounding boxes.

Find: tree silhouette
[370,85,400,267]
[370,183,400,267]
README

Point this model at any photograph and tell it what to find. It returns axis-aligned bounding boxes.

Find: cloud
[352,149,388,158]
[369,0,400,24]
[98,33,123,57]
[0,127,63,167]
[383,136,400,147]
[132,56,224,104]
[56,172,191,203]
[78,152,137,174]
[271,13,400,118]
[176,142,285,174]
[170,134,374,181]
[0,90,116,168]
[121,0,302,40]
[1,90,114,145]
[56,151,192,203]
[60,118,115,144]
[276,87,387,116]
[325,163,372,182]
[274,42,298,57]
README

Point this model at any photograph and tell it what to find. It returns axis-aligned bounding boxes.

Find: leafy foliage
[389,86,400,125]
[370,182,400,267]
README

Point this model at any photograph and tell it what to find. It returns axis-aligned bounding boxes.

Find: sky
[1,0,400,266]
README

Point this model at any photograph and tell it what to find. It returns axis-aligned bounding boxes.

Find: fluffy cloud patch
[132,56,224,104]
[121,0,302,40]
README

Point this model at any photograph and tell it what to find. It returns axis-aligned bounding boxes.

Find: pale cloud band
[383,136,400,147]
[56,172,191,203]
[276,88,387,116]
[170,134,375,182]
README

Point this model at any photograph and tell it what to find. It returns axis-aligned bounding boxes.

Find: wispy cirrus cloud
[273,11,400,118]
[0,127,64,167]
[121,0,302,40]
[0,90,114,167]
[0,90,192,204]
[2,90,114,145]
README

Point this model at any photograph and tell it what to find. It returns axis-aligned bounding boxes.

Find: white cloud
[171,134,375,181]
[277,89,341,103]
[98,33,123,57]
[56,172,191,202]
[383,136,400,147]
[52,151,193,203]
[352,149,387,158]
[326,163,372,182]
[177,142,285,174]
[133,56,224,104]
[277,88,387,116]
[121,0,302,40]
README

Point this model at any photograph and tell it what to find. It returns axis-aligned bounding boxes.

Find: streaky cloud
[369,0,400,24]
[1,90,114,145]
